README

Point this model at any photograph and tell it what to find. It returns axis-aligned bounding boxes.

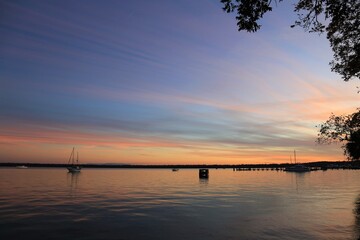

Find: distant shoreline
[0,161,357,169]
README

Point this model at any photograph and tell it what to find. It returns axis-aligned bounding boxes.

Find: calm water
[1,168,360,240]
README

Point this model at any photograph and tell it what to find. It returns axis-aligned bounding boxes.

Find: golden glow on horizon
[0,139,344,165]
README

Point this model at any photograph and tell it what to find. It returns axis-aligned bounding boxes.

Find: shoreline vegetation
[1,161,360,170]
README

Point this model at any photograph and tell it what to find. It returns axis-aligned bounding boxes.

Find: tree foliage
[317,109,360,160]
[221,0,360,81]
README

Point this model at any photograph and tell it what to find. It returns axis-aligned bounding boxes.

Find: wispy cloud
[0,0,356,164]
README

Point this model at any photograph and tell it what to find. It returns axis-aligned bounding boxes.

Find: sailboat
[67,147,81,173]
[284,150,310,172]
[16,165,28,169]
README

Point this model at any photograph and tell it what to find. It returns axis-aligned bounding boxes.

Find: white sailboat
[16,165,28,169]
[67,147,81,173]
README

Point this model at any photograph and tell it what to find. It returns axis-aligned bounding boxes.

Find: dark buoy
[199,169,209,179]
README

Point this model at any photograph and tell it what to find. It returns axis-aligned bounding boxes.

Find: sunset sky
[1,0,359,164]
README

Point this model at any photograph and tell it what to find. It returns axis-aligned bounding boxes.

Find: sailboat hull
[284,165,310,172]
[67,166,81,173]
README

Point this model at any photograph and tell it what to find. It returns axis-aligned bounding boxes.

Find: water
[1,168,360,240]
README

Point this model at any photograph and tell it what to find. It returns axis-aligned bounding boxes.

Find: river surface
[1,168,360,240]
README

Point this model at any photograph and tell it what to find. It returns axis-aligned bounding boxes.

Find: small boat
[284,164,310,172]
[67,147,81,173]
[16,165,28,169]
[199,168,209,178]
[284,150,310,172]
[172,168,179,172]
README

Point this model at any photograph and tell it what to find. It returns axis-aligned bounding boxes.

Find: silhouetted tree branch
[317,109,360,160]
[221,0,360,81]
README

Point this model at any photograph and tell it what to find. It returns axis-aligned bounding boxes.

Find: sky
[0,0,359,165]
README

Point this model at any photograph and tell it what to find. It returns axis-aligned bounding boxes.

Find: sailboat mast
[66,147,81,172]
[294,150,297,164]
[68,147,75,164]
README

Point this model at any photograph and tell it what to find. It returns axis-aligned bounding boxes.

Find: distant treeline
[0,161,359,169]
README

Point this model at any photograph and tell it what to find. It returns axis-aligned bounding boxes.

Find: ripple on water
[1,169,360,240]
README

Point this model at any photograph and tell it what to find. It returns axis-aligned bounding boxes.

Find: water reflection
[199,178,209,185]
[2,169,360,240]
[354,194,360,239]
[67,172,80,196]
[288,171,309,193]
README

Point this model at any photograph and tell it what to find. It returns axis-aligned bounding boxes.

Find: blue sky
[0,0,358,164]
